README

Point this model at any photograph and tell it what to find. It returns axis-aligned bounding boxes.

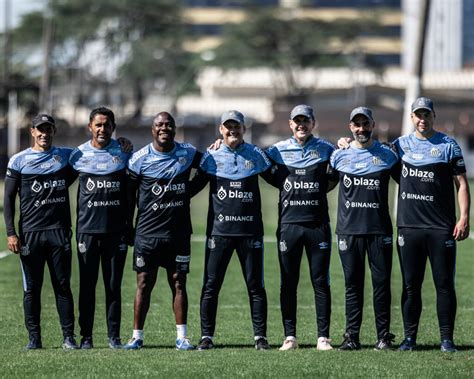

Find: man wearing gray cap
[192,110,273,350]
[3,114,79,350]
[395,97,470,353]
[265,104,336,351]
[331,107,399,351]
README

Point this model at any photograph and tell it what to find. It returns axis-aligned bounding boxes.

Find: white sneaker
[317,337,333,351]
[279,338,298,351]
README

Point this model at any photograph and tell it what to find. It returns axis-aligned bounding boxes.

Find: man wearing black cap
[265,104,337,351]
[331,107,399,351]
[69,106,131,349]
[3,114,79,350]
[194,110,273,351]
[395,97,470,353]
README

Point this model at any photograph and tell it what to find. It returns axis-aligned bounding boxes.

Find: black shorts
[133,235,191,273]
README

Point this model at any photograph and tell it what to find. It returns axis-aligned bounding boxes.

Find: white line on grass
[0,251,11,259]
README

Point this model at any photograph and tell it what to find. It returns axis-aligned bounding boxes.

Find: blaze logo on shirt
[216,186,253,201]
[31,180,43,193]
[86,177,121,191]
[343,174,380,189]
[283,178,319,192]
[401,165,434,182]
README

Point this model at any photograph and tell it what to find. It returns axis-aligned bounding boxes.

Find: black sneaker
[255,337,270,350]
[197,337,214,351]
[80,336,93,349]
[399,337,416,351]
[339,333,361,351]
[440,339,457,353]
[25,336,42,350]
[108,337,122,349]
[374,332,395,351]
[62,336,79,350]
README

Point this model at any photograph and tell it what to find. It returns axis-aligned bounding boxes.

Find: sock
[176,324,187,339]
[285,336,296,341]
[201,335,213,341]
[133,329,144,340]
[254,335,266,341]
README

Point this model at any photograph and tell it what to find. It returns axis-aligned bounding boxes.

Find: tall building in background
[403,0,474,71]
[183,0,402,66]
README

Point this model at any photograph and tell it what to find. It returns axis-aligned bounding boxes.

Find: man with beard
[69,107,131,349]
[123,112,202,350]
[331,107,399,350]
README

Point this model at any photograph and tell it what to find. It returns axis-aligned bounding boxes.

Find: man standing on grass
[123,112,202,351]
[265,105,336,351]
[4,114,79,350]
[331,107,399,351]
[194,110,273,351]
[395,97,470,353]
[69,107,131,349]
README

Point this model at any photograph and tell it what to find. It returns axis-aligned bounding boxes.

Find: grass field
[0,180,473,378]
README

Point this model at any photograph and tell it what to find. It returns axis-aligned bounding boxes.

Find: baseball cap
[350,106,374,122]
[221,110,245,125]
[290,104,314,120]
[32,113,55,128]
[411,97,434,113]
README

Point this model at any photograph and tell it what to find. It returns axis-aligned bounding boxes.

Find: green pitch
[0,181,473,377]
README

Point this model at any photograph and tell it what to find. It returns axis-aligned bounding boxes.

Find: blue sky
[0,0,44,31]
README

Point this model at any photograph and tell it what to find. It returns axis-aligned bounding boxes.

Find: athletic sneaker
[108,337,122,349]
[374,332,395,351]
[339,333,361,351]
[25,336,42,350]
[440,340,457,353]
[279,338,298,351]
[399,337,416,351]
[317,337,333,351]
[123,337,144,350]
[255,337,270,350]
[80,336,93,349]
[176,337,194,351]
[62,336,79,350]
[197,337,214,351]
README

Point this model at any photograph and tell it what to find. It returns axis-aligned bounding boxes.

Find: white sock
[176,324,187,339]
[285,336,296,341]
[133,329,143,340]
[254,335,267,341]
[201,335,213,341]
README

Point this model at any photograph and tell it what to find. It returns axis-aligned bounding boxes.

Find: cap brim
[412,106,433,113]
[222,117,243,124]
[32,121,55,128]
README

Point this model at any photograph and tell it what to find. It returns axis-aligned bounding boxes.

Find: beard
[353,130,372,144]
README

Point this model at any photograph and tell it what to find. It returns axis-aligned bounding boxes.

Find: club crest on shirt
[309,150,320,159]
[338,239,347,251]
[372,156,381,165]
[53,155,62,163]
[112,156,122,164]
[244,160,254,170]
[178,157,187,166]
[430,148,440,158]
